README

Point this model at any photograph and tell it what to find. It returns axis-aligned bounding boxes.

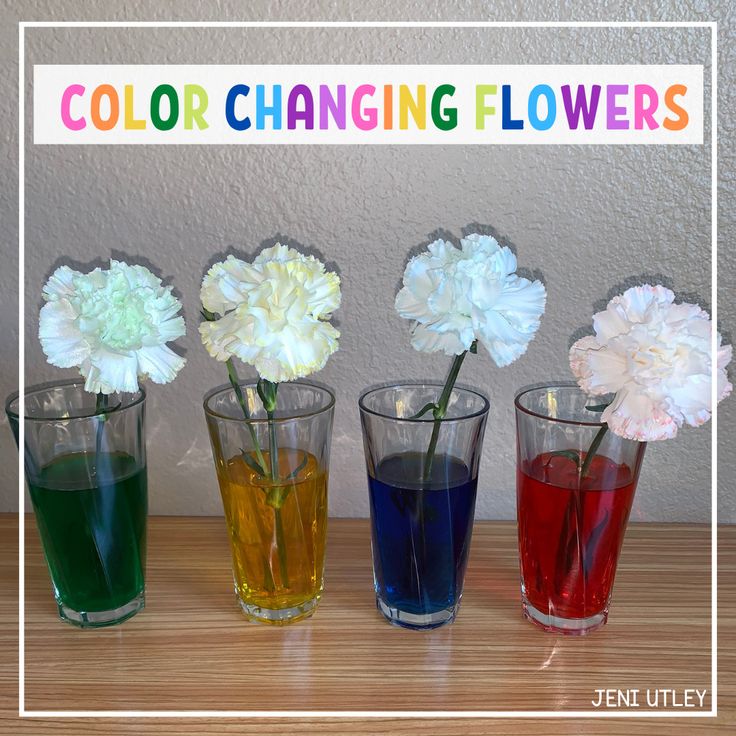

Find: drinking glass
[359,383,489,629]
[515,383,646,634]
[204,381,334,624]
[7,380,147,627]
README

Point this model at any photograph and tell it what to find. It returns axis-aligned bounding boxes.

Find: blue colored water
[368,452,477,623]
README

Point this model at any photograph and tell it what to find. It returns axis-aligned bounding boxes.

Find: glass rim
[202,379,336,424]
[358,381,490,423]
[5,378,146,422]
[514,381,607,427]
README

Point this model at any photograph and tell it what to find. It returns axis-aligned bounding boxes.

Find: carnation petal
[395,233,545,362]
[592,305,631,342]
[665,301,710,326]
[305,270,341,317]
[427,277,457,316]
[569,336,600,391]
[259,322,339,382]
[613,284,674,322]
[42,265,79,301]
[460,233,502,259]
[200,247,341,382]
[135,344,186,384]
[603,389,679,441]
[718,344,733,401]
[494,246,518,278]
[201,256,259,315]
[112,260,160,290]
[155,314,186,343]
[254,243,297,264]
[480,336,529,368]
[38,301,90,368]
[398,255,437,309]
[40,260,186,394]
[494,276,546,324]
[467,270,504,311]
[199,311,248,362]
[475,313,531,367]
[395,285,434,322]
[570,284,731,442]
[426,238,457,261]
[85,348,140,395]
[667,376,711,427]
[584,346,628,394]
[410,324,468,355]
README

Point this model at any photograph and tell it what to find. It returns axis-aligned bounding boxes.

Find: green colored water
[29,452,147,614]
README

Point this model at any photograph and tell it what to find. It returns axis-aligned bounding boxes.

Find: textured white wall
[1,1,734,523]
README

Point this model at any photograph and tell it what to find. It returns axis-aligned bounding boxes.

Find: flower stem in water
[260,379,291,589]
[201,307,270,477]
[225,359,269,476]
[423,350,468,481]
[580,424,608,482]
[94,392,108,458]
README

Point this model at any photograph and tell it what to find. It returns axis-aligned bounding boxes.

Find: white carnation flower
[570,284,732,441]
[199,244,341,383]
[395,233,547,365]
[39,260,186,394]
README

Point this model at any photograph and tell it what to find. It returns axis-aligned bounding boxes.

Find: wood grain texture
[0,514,733,734]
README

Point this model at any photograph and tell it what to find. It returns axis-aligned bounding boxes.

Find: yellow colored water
[216,448,328,621]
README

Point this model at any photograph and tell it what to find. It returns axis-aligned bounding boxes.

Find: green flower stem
[424,350,468,482]
[225,359,269,476]
[94,392,109,458]
[272,494,290,588]
[202,309,290,592]
[245,482,277,594]
[580,424,609,482]
[260,381,290,588]
[226,363,288,592]
[267,412,280,483]
[91,392,115,594]
[202,308,269,478]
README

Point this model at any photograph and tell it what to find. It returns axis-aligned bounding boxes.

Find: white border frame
[17,19,718,720]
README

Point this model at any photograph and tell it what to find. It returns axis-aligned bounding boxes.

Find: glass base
[522,597,608,635]
[376,595,458,630]
[57,591,145,628]
[237,594,320,625]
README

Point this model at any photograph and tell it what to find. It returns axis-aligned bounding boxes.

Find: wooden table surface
[1,514,734,734]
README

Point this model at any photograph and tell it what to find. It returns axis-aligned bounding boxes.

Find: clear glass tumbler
[515,383,647,634]
[203,381,334,625]
[6,380,147,627]
[359,383,489,629]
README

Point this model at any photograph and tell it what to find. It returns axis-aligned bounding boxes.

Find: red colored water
[517,452,637,620]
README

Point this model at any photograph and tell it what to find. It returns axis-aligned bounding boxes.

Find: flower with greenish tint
[199,244,341,383]
[39,260,186,394]
[570,284,732,441]
[395,233,547,366]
